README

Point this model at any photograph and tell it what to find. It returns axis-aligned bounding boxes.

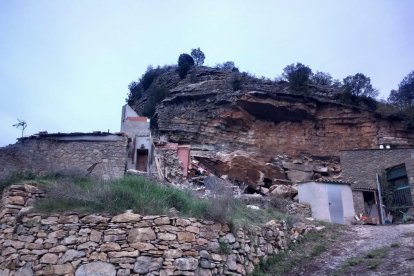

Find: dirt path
[288,224,414,275]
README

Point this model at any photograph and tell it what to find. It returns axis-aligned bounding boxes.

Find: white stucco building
[298,179,355,224]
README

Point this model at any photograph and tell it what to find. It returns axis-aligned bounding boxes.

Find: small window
[386,164,412,207]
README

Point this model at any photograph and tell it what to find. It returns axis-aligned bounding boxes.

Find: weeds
[390,243,400,248]
[1,171,37,192]
[251,225,339,275]
[34,175,210,217]
[24,175,295,228]
[336,246,390,274]
[219,240,231,254]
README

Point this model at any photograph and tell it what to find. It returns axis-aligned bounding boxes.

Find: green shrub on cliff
[142,86,169,118]
[282,62,312,88]
[177,53,194,79]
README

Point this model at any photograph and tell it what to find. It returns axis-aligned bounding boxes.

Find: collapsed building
[0,132,127,181]
[121,104,153,173]
[0,105,191,184]
[340,148,414,224]
[1,101,414,225]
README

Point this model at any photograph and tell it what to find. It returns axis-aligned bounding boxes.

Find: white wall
[298,182,355,224]
[298,182,331,222]
[341,185,356,224]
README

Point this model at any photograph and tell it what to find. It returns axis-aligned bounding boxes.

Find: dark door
[136,149,148,172]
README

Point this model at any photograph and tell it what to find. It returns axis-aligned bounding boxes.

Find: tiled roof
[126,117,148,122]
[298,178,351,185]
[351,185,377,191]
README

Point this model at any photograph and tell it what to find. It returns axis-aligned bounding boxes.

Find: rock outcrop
[130,67,414,189]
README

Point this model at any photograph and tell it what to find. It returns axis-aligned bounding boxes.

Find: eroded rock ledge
[131,67,414,189]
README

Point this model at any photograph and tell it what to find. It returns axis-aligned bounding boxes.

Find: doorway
[136,149,149,172]
[327,185,344,224]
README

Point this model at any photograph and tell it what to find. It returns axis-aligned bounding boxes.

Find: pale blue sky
[1,1,413,146]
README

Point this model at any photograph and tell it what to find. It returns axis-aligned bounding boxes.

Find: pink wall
[177,146,191,177]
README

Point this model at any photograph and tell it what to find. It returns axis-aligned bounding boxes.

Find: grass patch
[25,175,298,228]
[1,171,37,192]
[0,170,75,193]
[219,240,231,254]
[250,225,340,276]
[335,246,391,274]
[390,243,400,248]
[34,175,210,217]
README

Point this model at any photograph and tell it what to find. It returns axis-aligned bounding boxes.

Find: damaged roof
[298,178,351,185]
[19,131,125,142]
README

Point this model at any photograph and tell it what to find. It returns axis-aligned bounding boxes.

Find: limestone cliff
[130,67,414,189]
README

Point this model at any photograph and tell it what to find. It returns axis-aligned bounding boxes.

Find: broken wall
[340,148,414,204]
[0,135,127,182]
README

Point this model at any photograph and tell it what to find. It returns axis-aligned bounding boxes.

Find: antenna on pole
[12,119,27,138]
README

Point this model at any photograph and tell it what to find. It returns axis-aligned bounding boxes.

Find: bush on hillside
[127,81,143,105]
[311,71,333,86]
[142,86,169,118]
[190,47,205,66]
[231,75,242,91]
[338,92,378,111]
[282,63,312,88]
[388,71,414,109]
[141,66,159,90]
[216,61,239,72]
[342,73,378,98]
[177,53,195,79]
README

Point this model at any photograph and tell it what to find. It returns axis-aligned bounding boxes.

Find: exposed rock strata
[131,67,414,188]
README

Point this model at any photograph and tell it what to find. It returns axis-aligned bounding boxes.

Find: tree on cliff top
[282,63,312,88]
[216,61,239,72]
[191,48,205,66]
[311,71,333,86]
[177,53,194,79]
[388,71,414,109]
[342,73,378,98]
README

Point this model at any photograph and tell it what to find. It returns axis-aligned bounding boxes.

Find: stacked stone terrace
[0,183,317,276]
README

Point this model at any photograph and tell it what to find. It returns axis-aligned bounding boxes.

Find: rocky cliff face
[130,67,414,190]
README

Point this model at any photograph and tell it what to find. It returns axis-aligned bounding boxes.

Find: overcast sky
[1,1,413,147]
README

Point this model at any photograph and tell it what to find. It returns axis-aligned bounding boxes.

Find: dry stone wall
[0,183,317,276]
[0,135,127,182]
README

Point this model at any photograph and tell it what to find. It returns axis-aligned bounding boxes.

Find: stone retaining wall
[0,135,127,182]
[0,183,317,276]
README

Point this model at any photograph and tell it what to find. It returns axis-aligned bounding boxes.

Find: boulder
[133,256,162,274]
[163,249,183,259]
[174,257,199,271]
[75,262,116,276]
[40,253,58,264]
[15,263,33,276]
[282,162,314,172]
[58,249,85,264]
[226,254,238,271]
[80,215,109,224]
[111,212,141,223]
[269,185,298,198]
[128,227,156,242]
[53,264,74,275]
[286,170,313,183]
